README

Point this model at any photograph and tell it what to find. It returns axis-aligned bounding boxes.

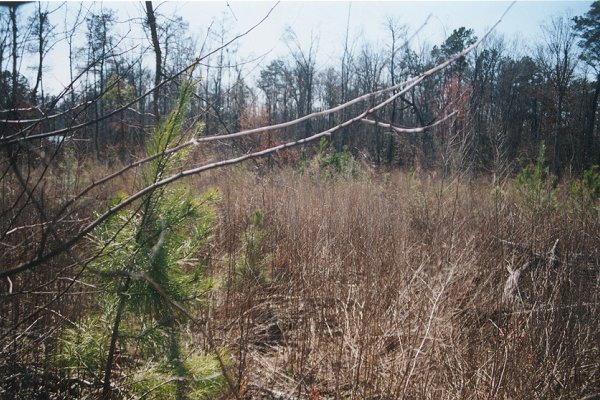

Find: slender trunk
[68,20,75,104]
[375,126,381,165]
[145,1,162,124]
[167,328,187,400]
[338,4,351,153]
[10,5,18,110]
[98,37,106,158]
[102,278,130,399]
[554,93,563,178]
[117,66,125,159]
[94,80,100,159]
[585,75,600,168]
[305,71,312,139]
[387,34,397,165]
[138,48,144,146]
[267,99,273,169]
[31,6,45,104]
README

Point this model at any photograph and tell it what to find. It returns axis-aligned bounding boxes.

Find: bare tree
[536,14,579,177]
[8,3,25,112]
[286,27,318,143]
[574,1,600,168]
[385,17,407,164]
[144,1,162,124]
[85,7,117,157]
[63,3,86,104]
[27,2,57,104]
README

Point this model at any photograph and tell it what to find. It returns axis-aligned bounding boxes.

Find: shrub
[514,142,557,214]
[317,138,361,180]
[573,164,600,203]
[233,209,271,288]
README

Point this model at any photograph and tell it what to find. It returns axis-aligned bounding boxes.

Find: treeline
[1,2,599,177]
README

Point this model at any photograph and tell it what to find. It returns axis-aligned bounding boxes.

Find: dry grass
[2,155,599,399]
[205,168,600,399]
[0,153,137,396]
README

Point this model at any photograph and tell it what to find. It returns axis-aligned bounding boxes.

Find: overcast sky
[12,1,594,95]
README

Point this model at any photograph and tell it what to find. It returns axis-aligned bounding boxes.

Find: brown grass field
[2,159,599,399]
[201,167,600,399]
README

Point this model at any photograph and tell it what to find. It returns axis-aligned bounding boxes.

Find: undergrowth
[2,155,599,399]
[208,167,600,399]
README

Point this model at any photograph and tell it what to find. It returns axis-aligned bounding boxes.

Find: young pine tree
[57,80,225,399]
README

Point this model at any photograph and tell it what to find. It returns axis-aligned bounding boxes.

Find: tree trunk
[554,93,563,178]
[585,75,600,168]
[10,5,18,110]
[385,25,398,165]
[102,278,130,399]
[145,1,162,125]
[31,4,46,104]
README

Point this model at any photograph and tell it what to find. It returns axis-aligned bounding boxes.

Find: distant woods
[0,2,599,176]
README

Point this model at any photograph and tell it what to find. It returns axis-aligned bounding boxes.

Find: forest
[1,1,599,399]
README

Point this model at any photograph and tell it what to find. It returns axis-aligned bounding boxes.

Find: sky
[11,1,595,95]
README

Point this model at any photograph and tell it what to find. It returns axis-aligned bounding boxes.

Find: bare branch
[361,111,457,133]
